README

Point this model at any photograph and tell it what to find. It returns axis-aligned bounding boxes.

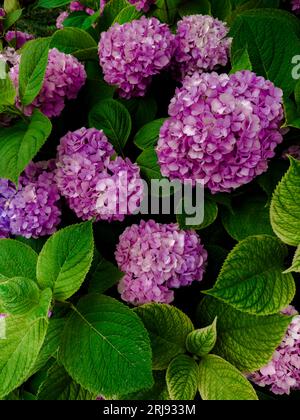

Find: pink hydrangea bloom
[291,0,300,13]
[10,48,86,118]
[127,0,155,12]
[115,220,208,305]
[56,11,69,29]
[55,127,144,221]
[98,16,175,98]
[282,145,300,160]
[5,31,34,49]
[0,8,5,33]
[7,161,61,238]
[156,70,284,193]
[0,47,19,66]
[171,15,231,80]
[249,306,300,395]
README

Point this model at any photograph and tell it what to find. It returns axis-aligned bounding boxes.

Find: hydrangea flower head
[98,16,175,98]
[7,160,61,238]
[156,70,284,193]
[55,127,144,221]
[127,0,155,12]
[10,48,86,118]
[172,15,231,80]
[0,8,5,33]
[5,31,34,49]
[0,47,19,66]
[115,220,208,305]
[249,306,300,395]
[0,180,16,238]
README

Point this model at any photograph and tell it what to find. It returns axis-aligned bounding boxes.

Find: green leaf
[59,294,153,396]
[50,27,97,58]
[0,277,41,316]
[19,38,51,106]
[177,197,218,231]
[210,0,231,20]
[63,11,89,29]
[229,9,300,96]
[197,296,292,372]
[99,0,128,30]
[0,110,52,184]
[120,371,169,400]
[0,239,38,280]
[284,245,300,274]
[205,235,295,316]
[88,256,123,294]
[0,298,50,398]
[0,76,16,106]
[37,222,94,301]
[198,355,258,401]
[134,118,166,151]
[166,355,198,401]
[136,148,162,182]
[36,0,72,8]
[4,0,20,13]
[186,318,217,357]
[113,5,142,24]
[37,362,95,400]
[270,157,300,246]
[3,8,22,30]
[135,303,194,370]
[282,98,300,129]
[121,96,158,130]
[222,195,273,241]
[230,45,252,74]
[178,0,211,17]
[89,99,132,155]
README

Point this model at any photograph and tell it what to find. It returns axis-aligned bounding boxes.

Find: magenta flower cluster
[291,0,300,13]
[156,70,284,193]
[55,127,144,222]
[56,1,94,29]
[98,16,174,98]
[5,31,34,49]
[10,48,86,118]
[115,220,207,306]
[172,15,231,80]
[0,8,5,33]
[127,0,155,12]
[0,161,61,239]
[249,306,300,395]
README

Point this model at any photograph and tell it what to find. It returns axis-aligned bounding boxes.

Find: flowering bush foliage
[0,0,300,403]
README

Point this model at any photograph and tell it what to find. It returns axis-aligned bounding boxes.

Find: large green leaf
[166,355,198,401]
[198,355,258,401]
[0,76,16,106]
[270,157,300,246]
[205,235,295,316]
[222,195,273,241]
[135,303,194,370]
[186,318,217,357]
[0,239,38,280]
[59,294,153,396]
[37,362,95,400]
[0,290,51,398]
[89,99,132,155]
[136,148,162,182]
[197,297,292,372]
[99,0,128,30]
[19,38,50,106]
[50,27,97,59]
[134,119,166,151]
[113,5,142,24]
[0,110,52,185]
[88,256,123,294]
[37,222,94,301]
[229,9,300,96]
[0,277,41,316]
[36,0,72,8]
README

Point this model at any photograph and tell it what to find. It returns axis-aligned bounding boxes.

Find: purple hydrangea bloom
[249,306,300,395]
[55,127,144,221]
[7,160,61,238]
[291,0,300,13]
[56,11,69,29]
[282,145,300,160]
[0,8,5,33]
[115,220,208,306]
[0,180,16,238]
[5,31,34,49]
[0,47,19,66]
[10,48,86,118]
[171,15,231,80]
[98,16,175,98]
[156,70,284,193]
[127,0,155,12]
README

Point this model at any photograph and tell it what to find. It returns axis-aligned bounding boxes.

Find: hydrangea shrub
[0,0,299,403]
